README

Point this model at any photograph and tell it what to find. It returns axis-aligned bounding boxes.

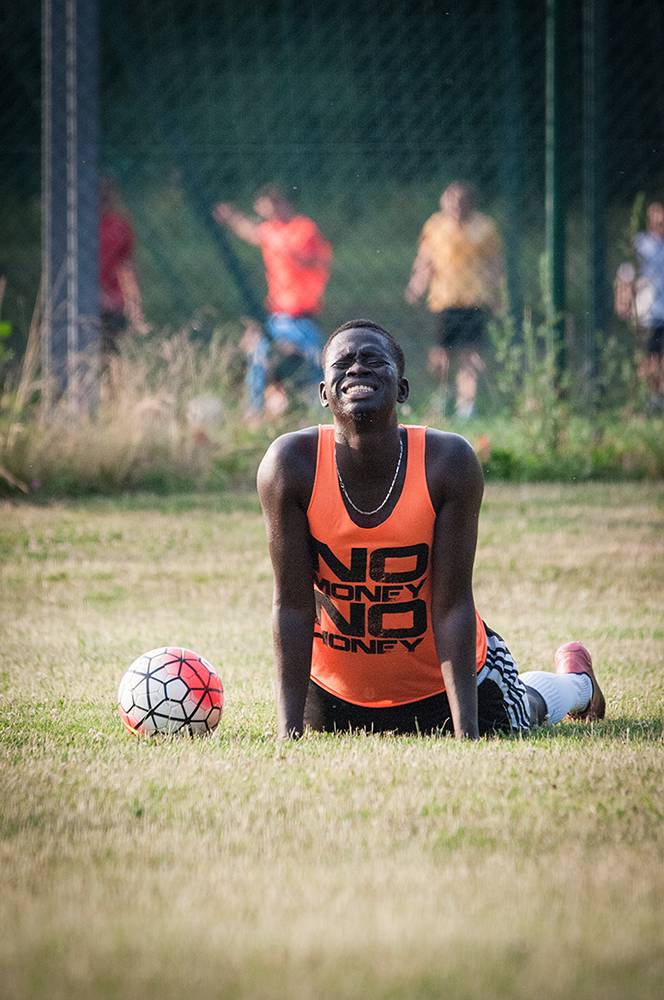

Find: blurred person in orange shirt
[99,178,149,361]
[214,184,332,421]
[405,182,503,419]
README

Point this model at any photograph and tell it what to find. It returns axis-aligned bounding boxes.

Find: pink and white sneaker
[554,641,606,721]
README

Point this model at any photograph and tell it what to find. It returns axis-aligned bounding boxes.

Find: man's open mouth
[342,383,378,397]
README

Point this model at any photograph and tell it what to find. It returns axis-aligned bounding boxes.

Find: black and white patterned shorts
[304,623,532,736]
[481,624,531,732]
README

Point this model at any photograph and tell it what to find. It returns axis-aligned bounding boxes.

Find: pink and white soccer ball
[118,647,223,736]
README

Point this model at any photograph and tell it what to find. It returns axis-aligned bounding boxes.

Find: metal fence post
[583,0,607,391]
[500,0,525,330]
[545,0,566,377]
[42,0,99,406]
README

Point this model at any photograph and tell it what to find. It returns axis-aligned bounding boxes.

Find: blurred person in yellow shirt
[405,183,503,418]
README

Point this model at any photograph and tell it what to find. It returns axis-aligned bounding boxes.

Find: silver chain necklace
[335,434,404,516]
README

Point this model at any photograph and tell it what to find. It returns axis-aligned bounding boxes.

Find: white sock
[520,670,593,725]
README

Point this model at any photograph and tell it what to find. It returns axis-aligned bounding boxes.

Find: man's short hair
[322,319,406,377]
[255,183,289,204]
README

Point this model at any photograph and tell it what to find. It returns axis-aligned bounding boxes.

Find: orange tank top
[307,425,487,707]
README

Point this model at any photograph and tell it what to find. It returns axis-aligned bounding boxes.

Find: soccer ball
[118,647,223,736]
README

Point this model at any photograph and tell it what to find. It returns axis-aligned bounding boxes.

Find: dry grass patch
[0,483,663,999]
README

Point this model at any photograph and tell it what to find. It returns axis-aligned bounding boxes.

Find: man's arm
[405,243,433,304]
[257,433,317,739]
[112,219,149,334]
[117,263,150,334]
[212,203,262,246]
[427,432,484,739]
[614,262,636,320]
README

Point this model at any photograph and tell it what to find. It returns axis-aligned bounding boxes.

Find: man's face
[320,329,408,420]
[254,196,276,219]
[440,185,471,221]
[647,202,664,236]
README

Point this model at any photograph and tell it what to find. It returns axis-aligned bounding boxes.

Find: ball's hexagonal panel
[118,648,223,737]
[165,677,189,703]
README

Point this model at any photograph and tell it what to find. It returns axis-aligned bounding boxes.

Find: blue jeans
[246,313,323,412]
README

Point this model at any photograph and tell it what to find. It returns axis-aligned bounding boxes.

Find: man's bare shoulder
[470,212,500,240]
[424,428,484,510]
[421,211,445,235]
[257,425,319,507]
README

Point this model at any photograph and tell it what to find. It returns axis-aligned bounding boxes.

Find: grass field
[1,483,663,1000]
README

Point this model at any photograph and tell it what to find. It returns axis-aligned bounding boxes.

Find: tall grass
[0,327,275,496]
[0,313,663,498]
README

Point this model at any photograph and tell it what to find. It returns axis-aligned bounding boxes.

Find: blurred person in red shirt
[99,178,149,361]
[213,184,332,420]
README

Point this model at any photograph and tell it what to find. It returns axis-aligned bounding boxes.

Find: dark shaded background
[2,0,663,380]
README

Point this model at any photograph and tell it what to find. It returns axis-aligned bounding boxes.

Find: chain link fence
[1,5,42,348]
[1,0,663,399]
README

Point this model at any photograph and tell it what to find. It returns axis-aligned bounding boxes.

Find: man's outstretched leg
[522,642,606,726]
